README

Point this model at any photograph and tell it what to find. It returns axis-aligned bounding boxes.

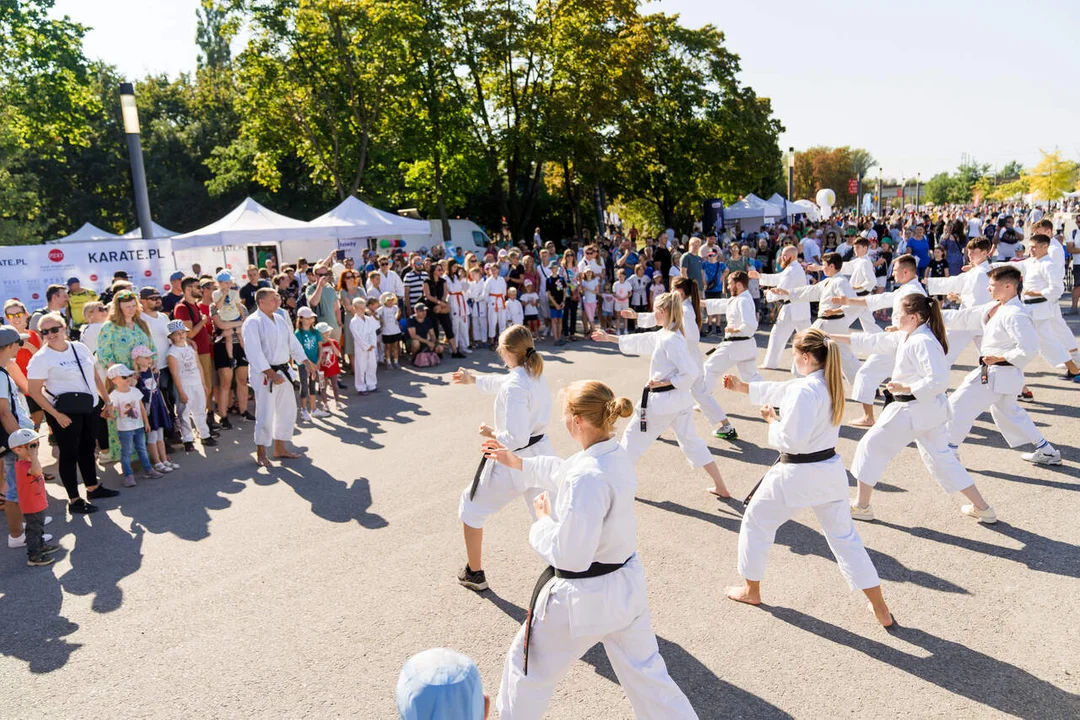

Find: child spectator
[8,429,61,566]
[649,272,665,310]
[294,307,328,420]
[600,289,615,331]
[107,363,163,487]
[506,287,524,327]
[521,280,540,335]
[79,301,107,353]
[612,268,631,335]
[349,297,380,395]
[131,345,176,474]
[580,269,599,334]
[378,292,402,369]
[211,272,246,367]
[165,319,217,452]
[316,322,343,407]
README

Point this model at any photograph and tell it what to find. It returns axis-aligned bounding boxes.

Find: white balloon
[816,188,835,219]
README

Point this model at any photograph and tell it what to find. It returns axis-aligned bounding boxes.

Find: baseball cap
[166,319,187,335]
[66,277,80,286]
[315,322,333,334]
[0,326,29,347]
[106,363,135,379]
[169,271,184,282]
[216,271,233,282]
[7,428,44,450]
[139,286,161,299]
[113,270,130,280]
[130,344,154,359]
[414,303,428,312]
[297,306,315,319]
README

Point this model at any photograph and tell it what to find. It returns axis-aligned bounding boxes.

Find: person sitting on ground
[406,304,444,359]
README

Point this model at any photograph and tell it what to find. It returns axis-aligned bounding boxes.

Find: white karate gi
[700,292,763,421]
[839,254,882,333]
[1006,255,1079,367]
[850,325,974,494]
[458,367,555,529]
[468,278,488,344]
[850,278,927,405]
[945,298,1045,448]
[242,309,310,448]
[349,314,379,392]
[497,438,697,720]
[507,298,524,327]
[786,273,861,384]
[486,276,509,338]
[740,372,880,590]
[759,262,811,368]
[168,344,210,443]
[927,261,990,366]
[446,276,471,354]
[617,328,713,469]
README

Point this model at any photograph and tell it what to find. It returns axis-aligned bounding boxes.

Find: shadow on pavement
[0,546,81,673]
[974,467,1079,491]
[767,605,1080,718]
[273,460,388,529]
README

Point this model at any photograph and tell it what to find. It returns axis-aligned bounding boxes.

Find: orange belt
[448,291,467,316]
[489,293,506,311]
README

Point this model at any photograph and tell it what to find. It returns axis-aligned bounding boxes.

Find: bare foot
[273,450,303,460]
[255,454,273,468]
[850,417,875,428]
[725,585,761,605]
[868,601,894,627]
[706,486,731,499]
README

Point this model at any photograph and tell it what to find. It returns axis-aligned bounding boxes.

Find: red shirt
[319,339,341,378]
[14,330,41,375]
[173,301,212,355]
[15,459,48,514]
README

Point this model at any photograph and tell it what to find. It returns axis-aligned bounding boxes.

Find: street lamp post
[120,82,153,239]
[916,172,921,211]
[876,168,882,216]
[787,147,795,201]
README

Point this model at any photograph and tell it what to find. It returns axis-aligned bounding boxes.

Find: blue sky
[53,0,1080,180]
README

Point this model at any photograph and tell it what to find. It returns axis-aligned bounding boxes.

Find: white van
[403,219,491,254]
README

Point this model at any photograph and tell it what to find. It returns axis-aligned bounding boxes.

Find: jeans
[44,410,98,500]
[118,428,151,476]
[24,511,45,555]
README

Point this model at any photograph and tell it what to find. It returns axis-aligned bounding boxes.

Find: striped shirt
[403,269,428,305]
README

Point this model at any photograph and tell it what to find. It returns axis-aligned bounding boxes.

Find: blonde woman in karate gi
[593,292,730,498]
[452,325,555,592]
[721,329,893,627]
[482,380,698,720]
[831,294,997,524]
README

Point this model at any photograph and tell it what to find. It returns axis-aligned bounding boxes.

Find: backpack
[413,350,441,368]
[1000,227,1021,246]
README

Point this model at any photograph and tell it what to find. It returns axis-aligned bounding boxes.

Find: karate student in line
[348,297,379,395]
[451,325,555,592]
[927,237,992,366]
[830,294,997,524]
[721,329,892,627]
[771,252,861,383]
[945,265,1062,465]
[698,271,763,439]
[593,292,730,498]
[830,254,926,427]
[241,288,319,468]
[467,266,488,349]
[836,237,882,333]
[485,263,509,346]
[446,261,472,355]
[482,380,697,720]
[751,245,810,370]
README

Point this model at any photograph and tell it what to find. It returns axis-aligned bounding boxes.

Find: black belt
[818,313,846,321]
[743,448,836,506]
[1022,297,1047,305]
[523,557,631,675]
[468,434,545,500]
[891,393,916,402]
[705,336,751,356]
[979,356,1013,384]
[639,384,675,431]
[268,363,298,392]
[856,290,871,297]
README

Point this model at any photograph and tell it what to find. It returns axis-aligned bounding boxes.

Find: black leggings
[434,312,455,341]
[562,299,579,337]
[44,411,98,499]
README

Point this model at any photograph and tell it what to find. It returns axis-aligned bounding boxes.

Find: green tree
[1023,150,1078,202]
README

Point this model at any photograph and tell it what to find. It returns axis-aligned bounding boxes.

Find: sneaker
[457,564,489,592]
[122,475,137,488]
[393,362,401,370]
[960,504,997,524]
[1064,372,1080,382]
[209,428,222,438]
[183,441,196,453]
[202,436,218,447]
[1021,446,1062,466]
[153,463,173,474]
[451,351,466,359]
[312,409,331,418]
[713,424,739,441]
[1018,389,1034,402]
[218,417,233,430]
[27,553,55,567]
[850,502,875,522]
[143,469,164,479]
[40,543,62,555]
[240,411,256,421]
[86,486,120,500]
[300,408,311,422]
[11,533,54,548]
[68,498,98,514]
[206,414,221,430]
[165,460,180,470]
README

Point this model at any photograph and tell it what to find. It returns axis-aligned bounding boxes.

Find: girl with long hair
[831,294,996,524]
[722,329,892,626]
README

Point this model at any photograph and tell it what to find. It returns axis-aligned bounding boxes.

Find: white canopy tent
[310,195,431,239]
[792,200,821,221]
[48,222,122,244]
[724,198,782,223]
[122,221,177,239]
[170,197,331,250]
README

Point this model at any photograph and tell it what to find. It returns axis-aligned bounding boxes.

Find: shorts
[1073,265,1080,286]
[613,300,629,312]
[549,308,564,320]
[298,364,318,399]
[213,340,249,370]
[382,333,402,344]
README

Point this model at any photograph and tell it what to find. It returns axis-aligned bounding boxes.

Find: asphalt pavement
[1,309,1079,719]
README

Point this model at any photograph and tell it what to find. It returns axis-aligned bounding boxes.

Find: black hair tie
[525,347,536,359]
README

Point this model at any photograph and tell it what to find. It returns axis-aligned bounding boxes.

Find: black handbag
[52,343,98,415]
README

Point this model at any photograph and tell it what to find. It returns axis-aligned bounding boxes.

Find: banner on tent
[173,244,251,280]
[0,240,176,306]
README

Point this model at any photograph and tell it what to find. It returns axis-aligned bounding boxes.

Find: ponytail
[672,277,701,329]
[499,324,543,377]
[793,328,844,425]
[900,294,948,355]
[926,298,948,355]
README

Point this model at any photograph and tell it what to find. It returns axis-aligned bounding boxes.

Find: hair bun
[611,396,634,419]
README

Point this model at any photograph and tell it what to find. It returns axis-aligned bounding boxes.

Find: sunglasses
[23,442,40,450]
[40,326,64,336]
[5,311,26,318]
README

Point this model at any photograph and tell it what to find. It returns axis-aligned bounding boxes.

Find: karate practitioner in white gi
[699,271,763,438]
[446,263,472,355]
[348,297,379,394]
[483,380,697,720]
[830,255,926,427]
[837,237,883,333]
[485,265,509,344]
[452,325,555,592]
[944,265,1062,466]
[593,292,730,498]
[467,266,488,349]
[927,237,993,366]
[774,252,861,384]
[721,328,893,627]
[752,245,811,370]
[831,294,997,524]
[241,288,318,468]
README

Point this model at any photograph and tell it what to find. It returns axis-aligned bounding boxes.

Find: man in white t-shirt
[967,213,983,239]
[1065,215,1080,314]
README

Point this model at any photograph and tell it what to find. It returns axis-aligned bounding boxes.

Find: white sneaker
[312,409,331,418]
[22,516,53,529]
[1021,447,1062,466]
[165,460,180,470]
[153,462,173,473]
[300,409,311,422]
[9,533,53,548]
[850,502,875,522]
[961,504,997,524]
